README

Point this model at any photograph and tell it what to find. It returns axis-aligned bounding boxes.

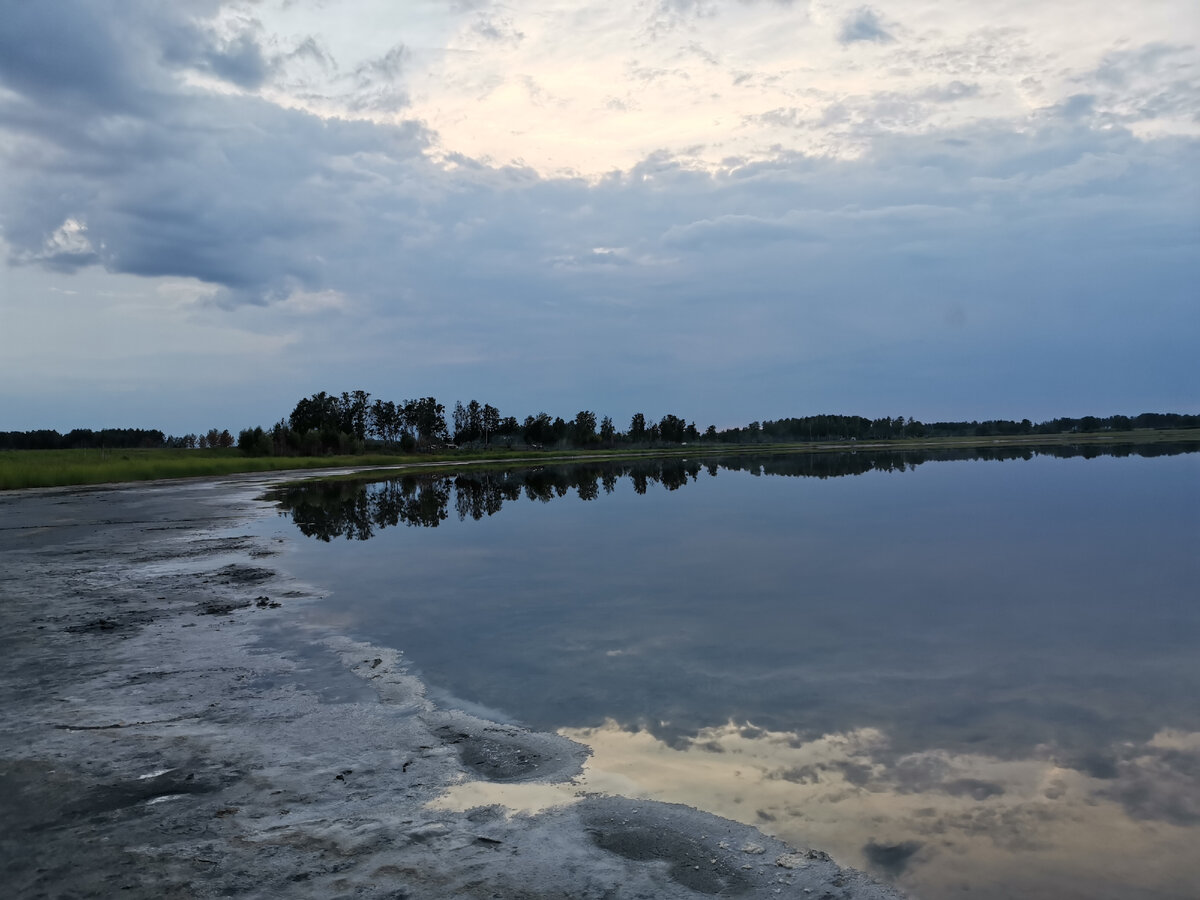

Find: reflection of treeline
[716,441,1197,476]
[273,458,706,540]
[275,443,1197,540]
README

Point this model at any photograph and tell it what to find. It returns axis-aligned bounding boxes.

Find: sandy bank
[0,475,904,899]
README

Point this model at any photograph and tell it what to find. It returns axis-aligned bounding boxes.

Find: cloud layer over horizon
[1,0,1196,432]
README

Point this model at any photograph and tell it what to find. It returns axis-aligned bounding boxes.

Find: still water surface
[266,447,1200,899]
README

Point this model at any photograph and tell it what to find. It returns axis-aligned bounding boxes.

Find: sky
[0,0,1197,434]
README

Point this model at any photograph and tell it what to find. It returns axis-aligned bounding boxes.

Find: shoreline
[4,426,1198,491]
[0,474,903,898]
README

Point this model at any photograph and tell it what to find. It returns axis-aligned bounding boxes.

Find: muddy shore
[0,474,904,899]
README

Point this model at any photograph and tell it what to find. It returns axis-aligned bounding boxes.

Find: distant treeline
[3,395,1197,455]
[0,427,232,451]
[722,411,1200,443]
[274,442,1199,541]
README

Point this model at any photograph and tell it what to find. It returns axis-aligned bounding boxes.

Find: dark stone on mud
[65,769,227,818]
[65,611,156,632]
[436,725,555,782]
[199,598,253,615]
[586,814,753,895]
[216,564,275,583]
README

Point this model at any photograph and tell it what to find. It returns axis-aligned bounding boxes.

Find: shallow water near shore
[265,446,1200,899]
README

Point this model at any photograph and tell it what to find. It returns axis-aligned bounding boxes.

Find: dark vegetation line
[1,389,1198,454]
[275,442,1200,541]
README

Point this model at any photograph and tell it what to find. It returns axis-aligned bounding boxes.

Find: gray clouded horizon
[0,0,1196,433]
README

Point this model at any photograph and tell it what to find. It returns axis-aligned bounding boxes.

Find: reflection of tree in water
[275,475,450,541]
[273,443,1195,541]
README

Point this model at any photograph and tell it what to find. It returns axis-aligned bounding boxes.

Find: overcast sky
[1,0,1196,434]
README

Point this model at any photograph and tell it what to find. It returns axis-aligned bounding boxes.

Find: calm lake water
[264,446,1200,899]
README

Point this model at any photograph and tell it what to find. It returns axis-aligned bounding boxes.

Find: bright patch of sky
[257,0,1199,174]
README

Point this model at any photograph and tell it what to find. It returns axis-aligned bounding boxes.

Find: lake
[263,445,1200,899]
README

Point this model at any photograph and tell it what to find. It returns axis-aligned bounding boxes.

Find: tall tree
[406,397,448,444]
[524,412,553,445]
[452,401,468,443]
[346,390,371,441]
[482,404,500,446]
[573,410,597,445]
[290,391,339,434]
[659,414,685,443]
[466,400,483,443]
[629,412,646,443]
[370,399,400,447]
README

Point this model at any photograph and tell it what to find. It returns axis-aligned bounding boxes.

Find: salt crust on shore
[0,474,905,899]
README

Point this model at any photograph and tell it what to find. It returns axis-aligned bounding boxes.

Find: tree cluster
[245,391,455,457]
[246,389,705,457]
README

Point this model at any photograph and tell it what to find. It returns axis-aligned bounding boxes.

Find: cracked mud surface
[0,476,905,899]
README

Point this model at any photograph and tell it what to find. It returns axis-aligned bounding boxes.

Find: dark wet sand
[0,474,904,899]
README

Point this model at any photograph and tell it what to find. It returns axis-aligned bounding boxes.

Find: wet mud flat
[0,476,903,899]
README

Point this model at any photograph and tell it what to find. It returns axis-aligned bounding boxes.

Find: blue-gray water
[265,447,1200,899]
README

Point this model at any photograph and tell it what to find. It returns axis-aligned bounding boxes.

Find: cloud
[919,80,981,102]
[941,777,1006,800]
[839,7,894,45]
[471,13,525,45]
[20,219,99,271]
[661,211,818,248]
[1054,93,1096,121]
[0,0,1196,428]
[193,29,272,88]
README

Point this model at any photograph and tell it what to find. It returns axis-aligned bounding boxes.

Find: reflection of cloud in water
[534,720,1200,900]
[1096,730,1200,827]
[863,840,923,877]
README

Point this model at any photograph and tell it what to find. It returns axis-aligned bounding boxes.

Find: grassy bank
[2,429,1198,491]
[0,448,404,491]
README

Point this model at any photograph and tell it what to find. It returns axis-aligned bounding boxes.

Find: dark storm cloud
[193,30,272,88]
[839,7,894,45]
[0,0,430,303]
[0,0,273,111]
[0,0,168,114]
[1,85,428,302]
